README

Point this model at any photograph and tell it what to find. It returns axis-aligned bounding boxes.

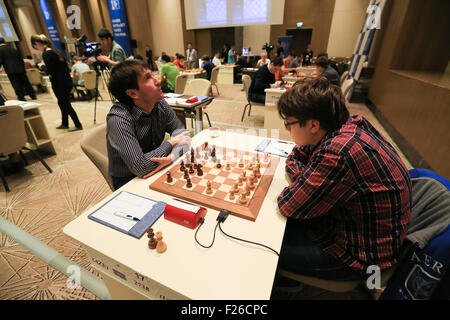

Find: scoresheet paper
[255,139,295,158]
[89,192,157,232]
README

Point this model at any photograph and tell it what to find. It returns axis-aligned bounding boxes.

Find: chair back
[155,60,162,72]
[0,105,27,155]
[340,70,349,84]
[242,74,252,102]
[175,74,188,94]
[341,78,354,100]
[81,70,97,90]
[184,78,211,96]
[26,68,42,85]
[80,124,114,191]
[210,67,219,85]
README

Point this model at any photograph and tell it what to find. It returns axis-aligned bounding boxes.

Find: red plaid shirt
[277,115,411,272]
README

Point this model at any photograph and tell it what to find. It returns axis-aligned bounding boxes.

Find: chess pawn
[238,159,244,168]
[238,176,244,186]
[232,183,239,193]
[229,190,235,200]
[249,178,255,190]
[186,178,192,188]
[148,229,157,249]
[206,181,213,194]
[155,232,167,253]
[189,165,195,174]
[180,161,185,172]
[239,192,247,204]
[226,163,231,171]
[244,183,251,196]
[166,171,173,183]
[255,166,261,178]
[216,160,222,168]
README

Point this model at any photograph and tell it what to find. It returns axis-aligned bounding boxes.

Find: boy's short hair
[315,56,329,68]
[97,28,113,40]
[161,54,171,63]
[272,57,284,67]
[108,59,149,107]
[277,77,350,132]
[201,55,210,61]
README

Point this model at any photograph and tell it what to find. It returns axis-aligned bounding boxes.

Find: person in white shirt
[186,42,197,69]
[256,52,271,68]
[212,52,222,66]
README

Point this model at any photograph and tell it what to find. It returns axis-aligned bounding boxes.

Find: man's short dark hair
[315,56,329,68]
[0,37,5,44]
[161,54,171,63]
[277,77,350,132]
[201,55,210,61]
[317,52,329,59]
[175,53,185,59]
[98,28,113,40]
[108,59,149,107]
[272,57,283,66]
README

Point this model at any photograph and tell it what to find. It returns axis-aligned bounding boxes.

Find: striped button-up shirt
[107,100,188,178]
[277,115,411,273]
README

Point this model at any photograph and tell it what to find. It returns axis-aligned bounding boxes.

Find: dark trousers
[278,218,362,281]
[249,92,266,104]
[112,176,134,190]
[8,73,36,100]
[53,84,82,127]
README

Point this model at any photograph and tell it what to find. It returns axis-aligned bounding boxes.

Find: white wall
[147,0,185,58]
[243,24,271,55]
[326,0,371,57]
[15,4,40,58]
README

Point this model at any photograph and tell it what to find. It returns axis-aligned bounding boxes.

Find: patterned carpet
[0,83,412,300]
[0,126,111,299]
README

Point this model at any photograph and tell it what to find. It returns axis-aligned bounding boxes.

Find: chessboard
[149,142,280,221]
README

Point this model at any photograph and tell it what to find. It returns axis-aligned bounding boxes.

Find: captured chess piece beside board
[147,228,167,253]
[149,142,280,221]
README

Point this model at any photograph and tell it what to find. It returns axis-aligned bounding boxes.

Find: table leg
[194,106,203,135]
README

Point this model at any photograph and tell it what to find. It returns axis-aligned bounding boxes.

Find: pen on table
[113,211,141,221]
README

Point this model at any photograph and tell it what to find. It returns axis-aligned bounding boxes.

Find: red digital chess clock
[164,199,207,229]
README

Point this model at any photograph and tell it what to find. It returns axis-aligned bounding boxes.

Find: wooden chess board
[149,144,280,221]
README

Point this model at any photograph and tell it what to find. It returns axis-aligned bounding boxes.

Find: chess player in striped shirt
[107,59,191,190]
[275,77,411,284]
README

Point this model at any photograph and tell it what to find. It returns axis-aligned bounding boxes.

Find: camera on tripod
[76,34,102,58]
[262,42,274,56]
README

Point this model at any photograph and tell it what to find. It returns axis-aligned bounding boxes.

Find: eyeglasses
[283,120,301,128]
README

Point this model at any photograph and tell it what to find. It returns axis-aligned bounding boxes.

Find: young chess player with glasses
[274,77,411,288]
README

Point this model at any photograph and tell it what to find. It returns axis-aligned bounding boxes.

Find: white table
[4,100,56,154]
[217,65,238,84]
[63,129,288,300]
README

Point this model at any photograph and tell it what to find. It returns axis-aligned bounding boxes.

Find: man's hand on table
[168,131,192,148]
[145,154,175,178]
